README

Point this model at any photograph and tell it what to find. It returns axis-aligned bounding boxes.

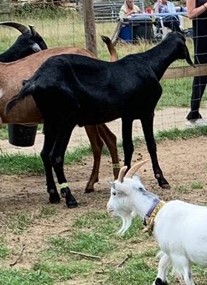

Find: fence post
[82,0,97,56]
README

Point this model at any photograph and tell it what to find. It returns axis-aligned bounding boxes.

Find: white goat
[107,161,207,285]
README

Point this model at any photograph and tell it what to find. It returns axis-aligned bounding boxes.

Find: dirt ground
[1,110,207,279]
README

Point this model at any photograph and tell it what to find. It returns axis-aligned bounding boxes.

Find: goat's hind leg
[171,254,195,285]
[97,124,120,179]
[84,124,120,193]
[84,125,104,193]
[49,123,78,208]
[41,124,60,204]
[141,116,170,189]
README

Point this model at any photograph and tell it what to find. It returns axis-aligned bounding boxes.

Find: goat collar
[143,198,165,236]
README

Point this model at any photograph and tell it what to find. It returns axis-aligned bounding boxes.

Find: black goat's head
[165,32,194,66]
[0,21,47,52]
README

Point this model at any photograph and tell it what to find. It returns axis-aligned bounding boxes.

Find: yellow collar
[143,200,165,236]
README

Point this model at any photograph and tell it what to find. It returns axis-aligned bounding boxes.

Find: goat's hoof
[48,189,61,204]
[161,183,170,189]
[84,188,95,193]
[49,195,61,204]
[62,188,78,208]
[155,278,168,285]
[157,177,170,189]
[66,195,78,208]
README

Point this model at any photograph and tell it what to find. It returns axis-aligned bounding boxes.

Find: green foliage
[0,269,53,285]
[12,3,69,20]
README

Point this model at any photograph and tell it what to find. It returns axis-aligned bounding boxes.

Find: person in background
[154,0,176,13]
[153,0,183,33]
[186,0,207,126]
[119,0,141,20]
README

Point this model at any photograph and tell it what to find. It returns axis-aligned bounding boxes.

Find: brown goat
[0,40,120,196]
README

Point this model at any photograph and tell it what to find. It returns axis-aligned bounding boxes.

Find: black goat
[6,32,194,208]
[0,21,47,62]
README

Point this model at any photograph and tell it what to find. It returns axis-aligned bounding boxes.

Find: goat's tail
[5,81,34,114]
[101,35,118,62]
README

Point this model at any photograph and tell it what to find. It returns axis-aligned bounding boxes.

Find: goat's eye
[112,191,116,196]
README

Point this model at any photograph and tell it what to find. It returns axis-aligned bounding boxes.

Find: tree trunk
[82,0,97,56]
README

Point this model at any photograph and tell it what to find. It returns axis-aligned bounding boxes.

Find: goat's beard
[117,212,135,235]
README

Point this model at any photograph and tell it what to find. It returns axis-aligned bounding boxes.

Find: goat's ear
[29,25,37,36]
[183,45,194,67]
[125,160,148,178]
[176,35,194,67]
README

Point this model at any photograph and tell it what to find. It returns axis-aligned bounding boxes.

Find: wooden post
[82,0,97,56]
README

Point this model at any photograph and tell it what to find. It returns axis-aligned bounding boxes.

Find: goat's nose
[107,205,114,214]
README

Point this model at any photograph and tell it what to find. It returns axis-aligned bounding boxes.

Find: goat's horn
[125,160,148,178]
[29,25,36,36]
[117,166,127,182]
[0,21,30,34]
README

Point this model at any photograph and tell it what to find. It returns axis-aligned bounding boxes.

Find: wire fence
[0,1,207,153]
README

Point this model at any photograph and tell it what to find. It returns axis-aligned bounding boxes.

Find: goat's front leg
[84,125,104,193]
[41,123,60,204]
[49,123,78,208]
[141,115,170,189]
[122,118,134,169]
[153,252,171,285]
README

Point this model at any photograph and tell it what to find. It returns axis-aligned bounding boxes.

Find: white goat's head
[107,160,148,235]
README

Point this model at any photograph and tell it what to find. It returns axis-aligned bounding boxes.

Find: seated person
[153,0,182,33]
[119,0,141,20]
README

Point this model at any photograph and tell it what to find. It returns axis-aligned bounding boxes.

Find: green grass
[0,145,92,175]
[156,125,207,141]
[105,256,157,285]
[0,269,53,285]
[191,181,204,190]
[0,240,9,259]
[2,208,207,285]
[32,261,94,283]
[1,126,207,175]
